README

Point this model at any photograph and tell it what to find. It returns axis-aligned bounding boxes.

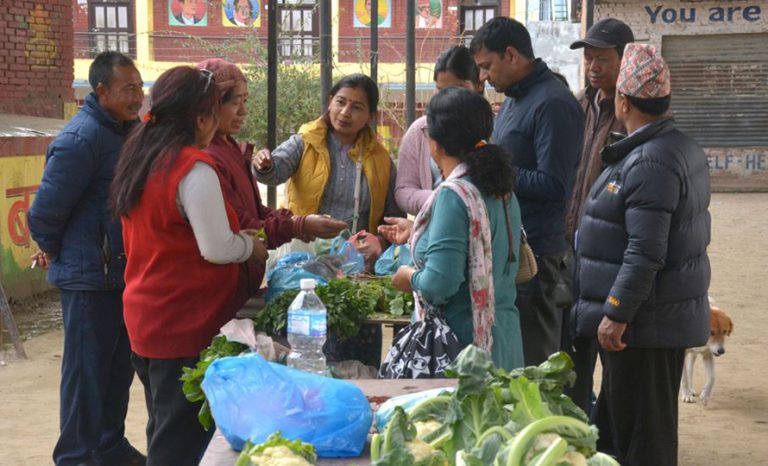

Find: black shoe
[100,444,146,466]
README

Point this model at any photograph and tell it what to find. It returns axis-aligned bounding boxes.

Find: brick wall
[0,0,74,119]
[595,0,765,46]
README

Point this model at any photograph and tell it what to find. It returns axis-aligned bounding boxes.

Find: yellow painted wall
[0,155,49,298]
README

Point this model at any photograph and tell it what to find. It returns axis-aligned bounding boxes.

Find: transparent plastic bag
[202,353,372,457]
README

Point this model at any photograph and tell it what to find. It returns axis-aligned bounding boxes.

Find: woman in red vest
[111,66,268,466]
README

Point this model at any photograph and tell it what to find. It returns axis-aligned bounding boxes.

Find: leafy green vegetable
[235,432,317,466]
[180,335,248,430]
[400,346,605,466]
[370,406,448,466]
[254,278,413,341]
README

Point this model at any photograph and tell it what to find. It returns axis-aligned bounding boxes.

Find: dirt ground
[1,192,767,466]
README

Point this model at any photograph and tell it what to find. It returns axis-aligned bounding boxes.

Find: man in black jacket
[470,17,584,366]
[574,43,711,466]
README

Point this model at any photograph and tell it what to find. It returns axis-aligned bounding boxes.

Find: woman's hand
[391,265,415,293]
[377,217,413,245]
[242,229,269,263]
[303,215,348,239]
[252,148,273,172]
[350,230,383,260]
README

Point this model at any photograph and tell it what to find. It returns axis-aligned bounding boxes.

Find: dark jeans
[592,348,686,466]
[54,290,135,466]
[131,354,213,466]
[516,253,564,366]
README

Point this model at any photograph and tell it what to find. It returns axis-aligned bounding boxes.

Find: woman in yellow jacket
[253,74,402,263]
[253,74,402,368]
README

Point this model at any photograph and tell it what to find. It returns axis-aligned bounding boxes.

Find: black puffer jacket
[574,118,711,348]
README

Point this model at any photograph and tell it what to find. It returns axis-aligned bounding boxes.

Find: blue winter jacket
[28,93,135,290]
[492,59,584,256]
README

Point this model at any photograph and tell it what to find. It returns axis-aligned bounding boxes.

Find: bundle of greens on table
[371,346,620,466]
[253,277,413,340]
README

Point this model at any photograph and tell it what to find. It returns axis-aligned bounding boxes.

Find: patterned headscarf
[196,58,247,95]
[617,43,671,99]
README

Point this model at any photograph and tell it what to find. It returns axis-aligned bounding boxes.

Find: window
[277,1,317,60]
[527,0,570,22]
[88,0,135,57]
[460,1,498,47]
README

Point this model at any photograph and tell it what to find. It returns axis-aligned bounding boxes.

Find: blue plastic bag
[374,243,413,276]
[202,353,372,457]
[329,235,365,276]
[266,252,327,302]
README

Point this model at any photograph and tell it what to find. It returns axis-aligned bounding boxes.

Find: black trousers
[592,348,686,466]
[567,335,599,413]
[131,354,213,466]
[516,253,564,366]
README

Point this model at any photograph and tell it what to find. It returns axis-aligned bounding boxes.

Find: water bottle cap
[299,278,317,290]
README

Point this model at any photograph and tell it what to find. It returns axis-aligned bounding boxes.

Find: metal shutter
[662,33,768,147]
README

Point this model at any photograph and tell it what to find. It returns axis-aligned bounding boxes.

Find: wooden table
[198,378,456,466]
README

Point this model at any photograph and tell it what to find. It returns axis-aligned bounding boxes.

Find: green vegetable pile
[253,277,413,341]
[180,335,248,430]
[371,346,621,466]
[235,432,317,466]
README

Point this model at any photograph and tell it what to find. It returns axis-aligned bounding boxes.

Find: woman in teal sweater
[382,87,524,371]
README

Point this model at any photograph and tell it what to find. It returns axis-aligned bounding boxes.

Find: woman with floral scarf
[380,87,524,370]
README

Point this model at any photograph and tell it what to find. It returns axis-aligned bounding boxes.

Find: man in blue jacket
[470,18,584,366]
[28,51,146,466]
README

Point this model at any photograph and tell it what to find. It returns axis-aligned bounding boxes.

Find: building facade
[593,0,768,190]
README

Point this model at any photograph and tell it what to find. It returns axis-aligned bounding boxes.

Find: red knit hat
[617,43,671,99]
[196,58,247,94]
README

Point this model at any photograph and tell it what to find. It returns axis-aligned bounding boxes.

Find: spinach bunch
[180,335,248,430]
[254,278,413,341]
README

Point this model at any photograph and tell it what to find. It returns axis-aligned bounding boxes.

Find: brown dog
[681,303,734,406]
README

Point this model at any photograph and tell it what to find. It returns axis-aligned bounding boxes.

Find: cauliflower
[414,420,443,440]
[249,445,313,466]
[235,433,317,466]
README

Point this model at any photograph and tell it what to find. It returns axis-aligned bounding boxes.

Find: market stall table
[199,378,457,466]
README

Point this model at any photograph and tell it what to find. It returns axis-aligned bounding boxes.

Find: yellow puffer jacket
[286,117,391,230]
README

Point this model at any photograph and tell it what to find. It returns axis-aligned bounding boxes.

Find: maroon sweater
[205,135,297,295]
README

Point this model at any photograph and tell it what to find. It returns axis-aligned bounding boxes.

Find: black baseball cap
[570,18,634,50]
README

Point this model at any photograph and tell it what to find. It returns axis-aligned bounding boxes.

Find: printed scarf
[410,163,495,353]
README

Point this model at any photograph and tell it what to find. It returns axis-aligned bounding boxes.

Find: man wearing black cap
[564,18,634,413]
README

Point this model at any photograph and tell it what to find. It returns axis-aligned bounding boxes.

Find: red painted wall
[0,0,74,118]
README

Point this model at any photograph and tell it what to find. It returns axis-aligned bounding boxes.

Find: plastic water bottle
[287,278,327,375]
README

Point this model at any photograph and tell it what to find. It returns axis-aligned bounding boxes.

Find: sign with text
[645,4,762,24]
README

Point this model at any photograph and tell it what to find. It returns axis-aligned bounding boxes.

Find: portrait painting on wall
[416,0,442,28]
[354,0,392,28]
[169,0,208,26]
[223,0,261,27]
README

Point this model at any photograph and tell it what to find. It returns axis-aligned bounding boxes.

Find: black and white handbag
[378,296,462,379]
